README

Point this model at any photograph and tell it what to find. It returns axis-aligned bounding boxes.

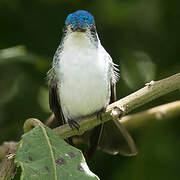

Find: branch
[0,142,17,179]
[0,142,17,159]
[121,100,180,130]
[24,73,180,139]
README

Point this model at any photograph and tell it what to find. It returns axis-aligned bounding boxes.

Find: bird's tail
[98,120,137,156]
[80,119,137,159]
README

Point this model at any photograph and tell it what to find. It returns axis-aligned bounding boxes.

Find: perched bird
[47,10,137,157]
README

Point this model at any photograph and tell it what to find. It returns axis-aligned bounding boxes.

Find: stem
[121,100,180,130]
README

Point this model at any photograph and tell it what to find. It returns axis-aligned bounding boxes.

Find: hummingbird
[47,10,137,157]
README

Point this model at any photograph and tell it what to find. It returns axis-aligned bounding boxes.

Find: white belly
[56,33,110,121]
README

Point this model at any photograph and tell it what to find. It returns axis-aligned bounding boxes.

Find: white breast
[56,32,110,121]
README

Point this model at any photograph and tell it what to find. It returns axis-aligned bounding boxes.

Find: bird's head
[65,10,96,33]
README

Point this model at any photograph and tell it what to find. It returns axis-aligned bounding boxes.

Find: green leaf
[0,46,49,72]
[14,125,100,180]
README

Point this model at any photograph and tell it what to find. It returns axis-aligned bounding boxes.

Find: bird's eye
[82,17,86,22]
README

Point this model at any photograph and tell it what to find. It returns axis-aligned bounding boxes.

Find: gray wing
[107,53,119,103]
[47,68,65,126]
[99,55,137,156]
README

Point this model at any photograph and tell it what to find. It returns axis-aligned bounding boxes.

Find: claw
[97,107,106,121]
[68,119,80,130]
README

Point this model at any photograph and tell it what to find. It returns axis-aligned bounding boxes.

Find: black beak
[71,26,86,32]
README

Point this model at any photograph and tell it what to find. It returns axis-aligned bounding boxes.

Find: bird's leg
[97,107,106,121]
[68,119,80,130]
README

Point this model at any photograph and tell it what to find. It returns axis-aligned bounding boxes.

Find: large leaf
[15,125,99,180]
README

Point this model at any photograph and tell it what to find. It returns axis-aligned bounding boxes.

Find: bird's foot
[68,119,80,130]
[97,107,106,121]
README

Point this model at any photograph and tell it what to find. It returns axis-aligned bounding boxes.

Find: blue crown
[65,10,95,28]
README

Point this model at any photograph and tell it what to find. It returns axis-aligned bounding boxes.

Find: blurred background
[0,0,180,179]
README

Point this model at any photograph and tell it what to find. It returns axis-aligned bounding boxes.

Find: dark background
[0,0,180,179]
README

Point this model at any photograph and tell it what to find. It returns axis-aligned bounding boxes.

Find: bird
[47,10,137,157]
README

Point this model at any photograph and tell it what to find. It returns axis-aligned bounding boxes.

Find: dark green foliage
[0,0,180,179]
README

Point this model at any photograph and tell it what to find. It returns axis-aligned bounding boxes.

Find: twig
[0,142,18,179]
[121,100,180,130]
[45,113,55,126]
